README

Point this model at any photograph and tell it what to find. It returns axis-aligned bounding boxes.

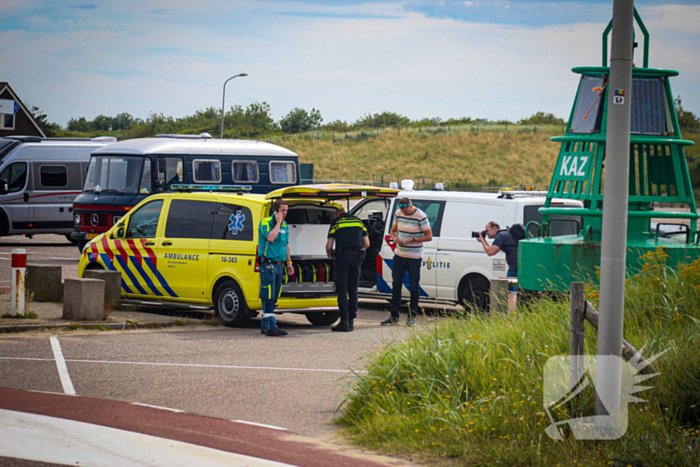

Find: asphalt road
[0,234,451,440]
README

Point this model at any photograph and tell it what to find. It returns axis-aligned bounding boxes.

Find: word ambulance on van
[71,134,301,251]
[348,180,584,310]
[78,184,399,326]
[0,136,116,240]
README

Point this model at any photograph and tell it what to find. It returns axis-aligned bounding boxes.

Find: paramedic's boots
[332,318,351,332]
[265,327,288,336]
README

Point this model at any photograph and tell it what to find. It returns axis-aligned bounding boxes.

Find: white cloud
[1,1,698,126]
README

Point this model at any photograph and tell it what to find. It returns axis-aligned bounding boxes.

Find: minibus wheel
[305,311,339,326]
[458,276,490,312]
[214,280,251,327]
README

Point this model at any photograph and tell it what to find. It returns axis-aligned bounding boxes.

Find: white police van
[0,136,116,241]
[349,180,583,309]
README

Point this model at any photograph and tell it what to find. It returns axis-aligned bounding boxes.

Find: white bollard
[11,249,27,316]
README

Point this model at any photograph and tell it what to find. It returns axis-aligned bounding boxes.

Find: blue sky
[2,0,699,127]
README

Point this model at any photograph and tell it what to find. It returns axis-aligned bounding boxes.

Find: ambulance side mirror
[114,223,126,239]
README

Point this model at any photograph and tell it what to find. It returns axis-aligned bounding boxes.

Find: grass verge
[338,249,700,466]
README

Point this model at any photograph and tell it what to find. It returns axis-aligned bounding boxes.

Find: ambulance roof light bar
[172,184,252,192]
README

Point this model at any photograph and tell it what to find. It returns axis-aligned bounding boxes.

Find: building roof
[0,82,46,138]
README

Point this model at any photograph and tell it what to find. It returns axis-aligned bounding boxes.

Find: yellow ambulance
[77,184,398,327]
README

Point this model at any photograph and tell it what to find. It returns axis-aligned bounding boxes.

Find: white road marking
[132,402,186,413]
[49,257,79,261]
[0,356,366,374]
[0,409,294,467]
[232,420,288,431]
[49,336,76,395]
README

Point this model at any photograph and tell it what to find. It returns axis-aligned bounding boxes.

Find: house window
[1,114,15,130]
[193,159,221,183]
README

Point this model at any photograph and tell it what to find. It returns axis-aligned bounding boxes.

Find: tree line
[26,98,700,138]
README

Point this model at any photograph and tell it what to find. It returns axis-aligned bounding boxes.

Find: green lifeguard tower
[518,9,698,293]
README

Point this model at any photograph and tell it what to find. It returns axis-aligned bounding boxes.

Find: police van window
[40,166,67,187]
[269,161,296,184]
[388,200,445,237]
[139,159,152,194]
[211,203,254,241]
[126,200,163,239]
[523,205,582,237]
[232,161,259,183]
[193,159,221,183]
[352,198,390,221]
[156,157,183,191]
[0,162,27,193]
[165,200,216,239]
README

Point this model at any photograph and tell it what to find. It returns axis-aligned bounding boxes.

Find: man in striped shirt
[381,198,433,326]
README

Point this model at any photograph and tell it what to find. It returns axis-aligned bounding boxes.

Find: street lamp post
[220,73,248,139]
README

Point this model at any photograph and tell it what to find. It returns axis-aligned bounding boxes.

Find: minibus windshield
[84,156,146,194]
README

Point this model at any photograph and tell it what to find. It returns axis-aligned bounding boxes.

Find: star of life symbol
[543,350,665,440]
[227,210,245,235]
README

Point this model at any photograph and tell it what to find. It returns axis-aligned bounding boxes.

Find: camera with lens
[471,230,486,239]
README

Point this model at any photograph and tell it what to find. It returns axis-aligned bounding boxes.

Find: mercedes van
[71,134,302,251]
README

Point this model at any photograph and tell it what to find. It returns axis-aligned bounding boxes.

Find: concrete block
[63,279,105,321]
[26,264,63,302]
[83,270,122,310]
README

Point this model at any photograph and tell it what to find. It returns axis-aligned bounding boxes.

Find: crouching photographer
[326,208,369,332]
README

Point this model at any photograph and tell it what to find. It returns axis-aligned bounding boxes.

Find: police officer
[326,208,369,332]
[258,199,294,336]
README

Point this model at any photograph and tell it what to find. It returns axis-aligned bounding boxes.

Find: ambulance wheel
[305,311,339,326]
[459,276,490,312]
[214,280,250,327]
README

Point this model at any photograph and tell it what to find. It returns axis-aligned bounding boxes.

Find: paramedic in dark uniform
[258,199,294,336]
[326,208,369,332]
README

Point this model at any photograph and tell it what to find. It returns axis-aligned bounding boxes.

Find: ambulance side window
[165,200,216,239]
[211,203,254,241]
[126,200,163,238]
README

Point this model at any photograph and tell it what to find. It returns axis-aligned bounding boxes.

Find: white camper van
[349,181,583,309]
[0,136,116,240]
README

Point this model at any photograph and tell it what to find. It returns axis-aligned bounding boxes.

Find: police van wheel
[214,280,250,327]
[305,311,339,326]
[459,276,490,312]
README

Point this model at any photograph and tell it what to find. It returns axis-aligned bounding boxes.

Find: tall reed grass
[338,248,700,466]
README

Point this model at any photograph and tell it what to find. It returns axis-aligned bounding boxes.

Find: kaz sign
[0,99,20,115]
[558,151,593,181]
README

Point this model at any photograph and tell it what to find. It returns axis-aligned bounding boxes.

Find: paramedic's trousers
[260,262,284,331]
[391,255,421,318]
[335,252,362,321]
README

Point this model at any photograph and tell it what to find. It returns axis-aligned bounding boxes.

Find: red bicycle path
[0,387,414,467]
